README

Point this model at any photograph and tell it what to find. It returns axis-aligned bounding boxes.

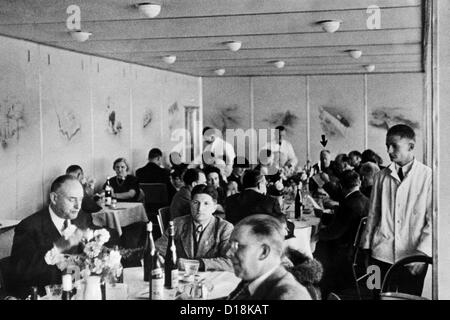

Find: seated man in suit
[227,214,311,300]
[136,148,171,185]
[156,185,233,271]
[359,161,380,198]
[9,175,117,298]
[314,170,369,296]
[170,168,206,219]
[225,169,283,225]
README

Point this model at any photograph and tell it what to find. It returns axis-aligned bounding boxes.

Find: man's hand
[406,262,426,275]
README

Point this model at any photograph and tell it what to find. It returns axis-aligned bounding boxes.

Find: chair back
[157,206,171,236]
[140,183,169,214]
[381,254,432,295]
[327,292,341,300]
[351,217,368,300]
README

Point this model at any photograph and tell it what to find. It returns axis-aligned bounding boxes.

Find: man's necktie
[227,280,251,300]
[62,219,70,233]
[398,167,404,181]
[195,225,203,243]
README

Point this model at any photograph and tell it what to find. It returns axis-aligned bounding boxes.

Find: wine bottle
[104,177,112,206]
[164,221,178,289]
[62,273,72,300]
[294,182,303,220]
[30,286,39,300]
[151,252,164,300]
[143,222,155,282]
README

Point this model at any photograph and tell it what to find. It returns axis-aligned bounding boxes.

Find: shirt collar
[345,189,359,199]
[395,158,415,175]
[192,216,212,231]
[248,265,278,296]
[49,206,68,234]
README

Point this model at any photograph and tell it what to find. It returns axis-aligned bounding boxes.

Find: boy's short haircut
[387,124,416,141]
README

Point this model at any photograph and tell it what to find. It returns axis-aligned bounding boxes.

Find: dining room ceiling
[0,0,424,77]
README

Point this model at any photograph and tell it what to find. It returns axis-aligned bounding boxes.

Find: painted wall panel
[253,76,308,166]
[40,47,92,197]
[91,57,132,185]
[368,73,424,165]
[131,65,164,171]
[309,75,365,164]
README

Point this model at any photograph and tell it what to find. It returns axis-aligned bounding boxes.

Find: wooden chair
[139,183,169,215]
[380,254,432,300]
[351,217,369,300]
[157,206,171,236]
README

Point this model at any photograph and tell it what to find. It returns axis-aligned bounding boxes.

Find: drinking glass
[179,258,200,282]
[44,284,62,300]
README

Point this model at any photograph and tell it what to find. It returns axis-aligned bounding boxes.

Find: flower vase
[83,275,102,300]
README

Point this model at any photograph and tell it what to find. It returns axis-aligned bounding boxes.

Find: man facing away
[360,124,432,296]
[227,214,311,300]
[136,148,171,186]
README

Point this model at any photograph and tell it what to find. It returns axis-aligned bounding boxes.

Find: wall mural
[55,109,81,141]
[319,106,351,138]
[168,102,180,132]
[142,108,153,129]
[370,107,420,130]
[263,110,299,132]
[210,104,242,133]
[106,97,123,135]
[0,97,26,149]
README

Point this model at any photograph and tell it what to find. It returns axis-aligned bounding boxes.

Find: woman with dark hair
[104,157,140,202]
[361,149,385,169]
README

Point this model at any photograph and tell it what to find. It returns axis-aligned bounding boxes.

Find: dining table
[106,267,241,300]
[92,202,148,236]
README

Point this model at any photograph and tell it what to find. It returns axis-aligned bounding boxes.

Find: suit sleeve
[416,171,432,256]
[10,222,57,290]
[319,205,351,241]
[201,222,233,272]
[360,173,382,250]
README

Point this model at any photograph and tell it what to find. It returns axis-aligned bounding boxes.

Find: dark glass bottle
[294,183,303,220]
[164,221,178,289]
[104,177,112,206]
[151,252,164,300]
[143,222,155,282]
[61,274,72,300]
[30,286,39,300]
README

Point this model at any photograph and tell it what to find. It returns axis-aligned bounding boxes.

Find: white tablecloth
[122,267,241,300]
[92,203,148,236]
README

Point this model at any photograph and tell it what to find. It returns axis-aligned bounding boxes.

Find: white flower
[44,246,64,265]
[94,229,110,245]
[83,229,95,242]
[93,258,104,274]
[84,241,102,258]
[61,224,77,240]
[107,250,122,268]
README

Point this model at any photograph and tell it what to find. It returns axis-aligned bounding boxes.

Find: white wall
[0,35,201,258]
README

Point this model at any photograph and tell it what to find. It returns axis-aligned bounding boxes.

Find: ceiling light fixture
[348,49,362,59]
[318,20,342,33]
[364,64,375,72]
[136,2,161,18]
[273,60,285,69]
[69,30,92,42]
[162,55,176,64]
[224,41,242,52]
[214,69,226,76]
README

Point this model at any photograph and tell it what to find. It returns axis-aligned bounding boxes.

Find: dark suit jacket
[225,189,283,225]
[155,215,233,271]
[319,190,369,245]
[247,266,311,300]
[136,162,170,185]
[10,208,118,298]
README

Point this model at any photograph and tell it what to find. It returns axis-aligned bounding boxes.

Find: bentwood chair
[351,217,369,300]
[380,254,432,300]
[157,206,171,238]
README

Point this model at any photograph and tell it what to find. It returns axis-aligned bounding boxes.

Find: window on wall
[185,106,200,163]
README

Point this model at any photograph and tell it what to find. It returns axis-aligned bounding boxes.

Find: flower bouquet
[45,228,122,299]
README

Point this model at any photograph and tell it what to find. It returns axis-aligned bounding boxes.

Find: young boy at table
[155,184,233,272]
[360,124,432,297]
